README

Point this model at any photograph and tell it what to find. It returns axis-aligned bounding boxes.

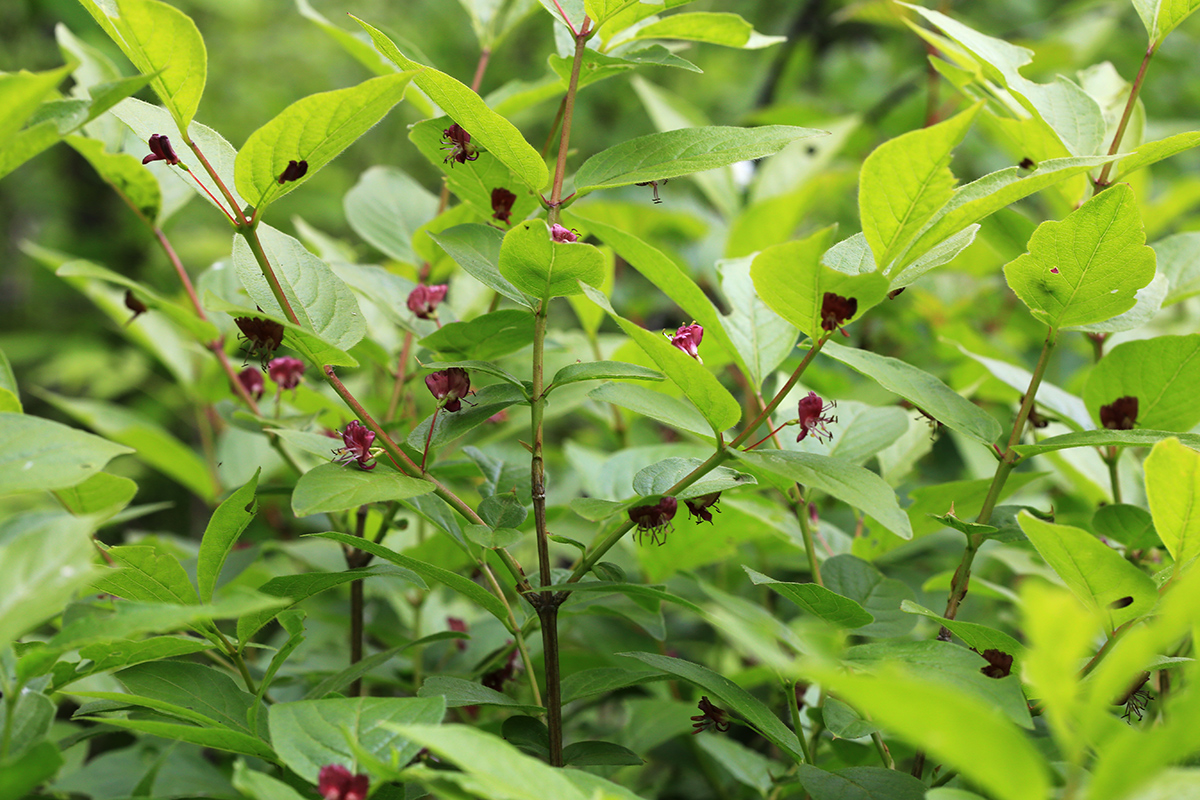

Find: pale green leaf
[588,382,714,441]
[548,361,664,391]
[0,412,132,496]
[958,344,1092,431]
[344,166,438,265]
[1154,231,1200,306]
[1012,429,1200,457]
[0,515,99,646]
[628,12,784,49]
[292,463,433,517]
[718,254,798,388]
[429,224,534,309]
[420,310,535,362]
[1144,437,1200,569]
[1133,0,1200,45]
[418,676,543,714]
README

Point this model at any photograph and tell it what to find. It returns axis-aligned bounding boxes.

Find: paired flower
[442,123,478,165]
[690,696,730,734]
[425,367,471,412]
[236,367,265,401]
[796,391,837,444]
[318,765,368,800]
[820,292,857,336]
[332,421,377,471]
[407,284,448,320]
[142,134,179,166]
[684,492,721,525]
[1100,396,1138,430]
[550,224,578,243]
[277,159,308,184]
[628,496,677,545]
[268,356,305,391]
[668,323,704,362]
[491,187,516,225]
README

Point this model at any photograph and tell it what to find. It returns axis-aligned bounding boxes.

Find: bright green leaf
[0,412,132,496]
[1144,437,1200,570]
[196,469,259,603]
[66,135,161,222]
[292,463,433,517]
[744,567,873,628]
[1133,0,1200,46]
[1083,334,1200,432]
[498,220,604,300]
[628,12,784,49]
[111,0,207,129]
[52,471,137,518]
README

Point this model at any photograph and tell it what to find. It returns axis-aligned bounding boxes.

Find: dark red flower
[407,284,448,320]
[684,492,721,524]
[124,290,147,325]
[481,643,521,691]
[234,313,285,369]
[441,123,478,165]
[1100,396,1138,430]
[318,764,368,800]
[820,292,857,336]
[277,159,308,184]
[491,187,516,225]
[268,356,305,390]
[690,696,730,734]
[141,134,179,165]
[425,367,471,412]
[979,649,1014,679]
[236,367,264,401]
[550,223,578,243]
[635,178,668,204]
[796,391,837,444]
[628,496,677,545]
[669,323,703,361]
[447,617,468,651]
[332,420,376,471]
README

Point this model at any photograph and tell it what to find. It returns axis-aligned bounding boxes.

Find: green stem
[730,337,826,448]
[872,731,895,770]
[183,138,248,226]
[1106,447,1123,504]
[1095,44,1155,188]
[786,681,812,764]
[239,227,301,327]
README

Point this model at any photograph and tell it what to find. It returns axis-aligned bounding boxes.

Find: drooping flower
[690,696,730,734]
[233,313,285,369]
[979,649,1014,679]
[124,290,147,325]
[277,159,308,184]
[482,643,521,691]
[628,496,677,545]
[684,492,721,525]
[317,764,369,800]
[141,134,179,166]
[332,420,377,471]
[669,323,703,362]
[425,367,471,412]
[441,123,478,165]
[491,187,516,225]
[550,224,578,243]
[268,356,305,390]
[407,284,448,320]
[796,391,837,444]
[236,367,265,401]
[447,617,469,651]
[1100,396,1138,430]
[820,292,857,336]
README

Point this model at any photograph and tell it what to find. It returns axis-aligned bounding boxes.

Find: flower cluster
[795,391,837,443]
[425,367,471,412]
[318,765,368,800]
[442,123,478,165]
[1100,396,1138,430]
[407,284,448,320]
[332,421,376,471]
[690,696,730,734]
[142,134,179,165]
[669,323,703,362]
[628,496,677,545]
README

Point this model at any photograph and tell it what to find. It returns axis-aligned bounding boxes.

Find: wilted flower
[277,159,308,184]
[441,123,478,165]
[425,367,471,412]
[635,178,668,204]
[550,224,578,243]
[820,292,857,336]
[1100,396,1138,430]
[684,492,721,524]
[628,496,677,545]
[332,420,376,471]
[318,764,368,800]
[690,696,730,734]
[407,284,448,320]
[491,187,516,225]
[268,356,305,390]
[979,649,1014,679]
[141,134,179,165]
[668,323,703,362]
[234,313,285,369]
[796,391,837,444]
[236,367,264,401]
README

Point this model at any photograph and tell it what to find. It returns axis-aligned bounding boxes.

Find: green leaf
[694,736,772,793]
[428,225,533,309]
[1011,428,1200,457]
[0,411,132,496]
[203,293,358,368]
[548,361,664,391]
[0,347,19,412]
[52,471,138,518]
[65,135,160,221]
[793,401,911,466]
[0,514,98,648]
[588,382,714,440]
[718,254,798,388]
[57,636,214,688]
[407,383,529,454]
[1083,334,1200,432]
[574,125,824,193]
[632,457,756,499]
[1115,131,1200,183]
[1017,511,1158,626]
[292,463,433,517]
[110,0,206,129]
[1145,438,1200,570]
[343,166,439,265]
[733,450,912,541]
[822,341,1002,445]
[821,697,879,739]
[1154,231,1200,306]
[618,652,805,762]
[797,765,928,800]
[311,532,512,627]
[0,741,63,799]
[96,544,199,606]
[1093,503,1160,550]
[1133,0,1200,45]
[232,762,309,800]
[353,16,548,189]
[562,740,643,766]
[958,343,1091,431]
[235,73,413,212]
[559,668,668,705]
[860,104,980,268]
[270,697,446,781]
[232,224,366,353]
[115,661,266,735]
[498,220,604,300]
[583,284,741,434]
[418,676,543,714]
[820,554,916,637]
[750,228,890,341]
[804,663,1049,800]
[76,716,275,761]
[420,310,535,362]
[900,600,1026,661]
[0,63,71,147]
[1003,184,1155,330]
[4,688,55,760]
[303,632,466,700]
[627,11,783,49]
[197,469,259,603]
[743,567,873,628]
[0,121,61,182]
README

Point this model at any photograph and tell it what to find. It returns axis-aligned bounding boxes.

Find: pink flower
[141,134,179,165]
[550,224,578,243]
[236,367,264,401]
[447,617,468,650]
[425,367,471,412]
[628,496,677,545]
[669,323,703,361]
[318,765,368,800]
[267,356,305,390]
[441,123,478,165]
[332,421,376,471]
[406,284,448,320]
[796,391,837,444]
